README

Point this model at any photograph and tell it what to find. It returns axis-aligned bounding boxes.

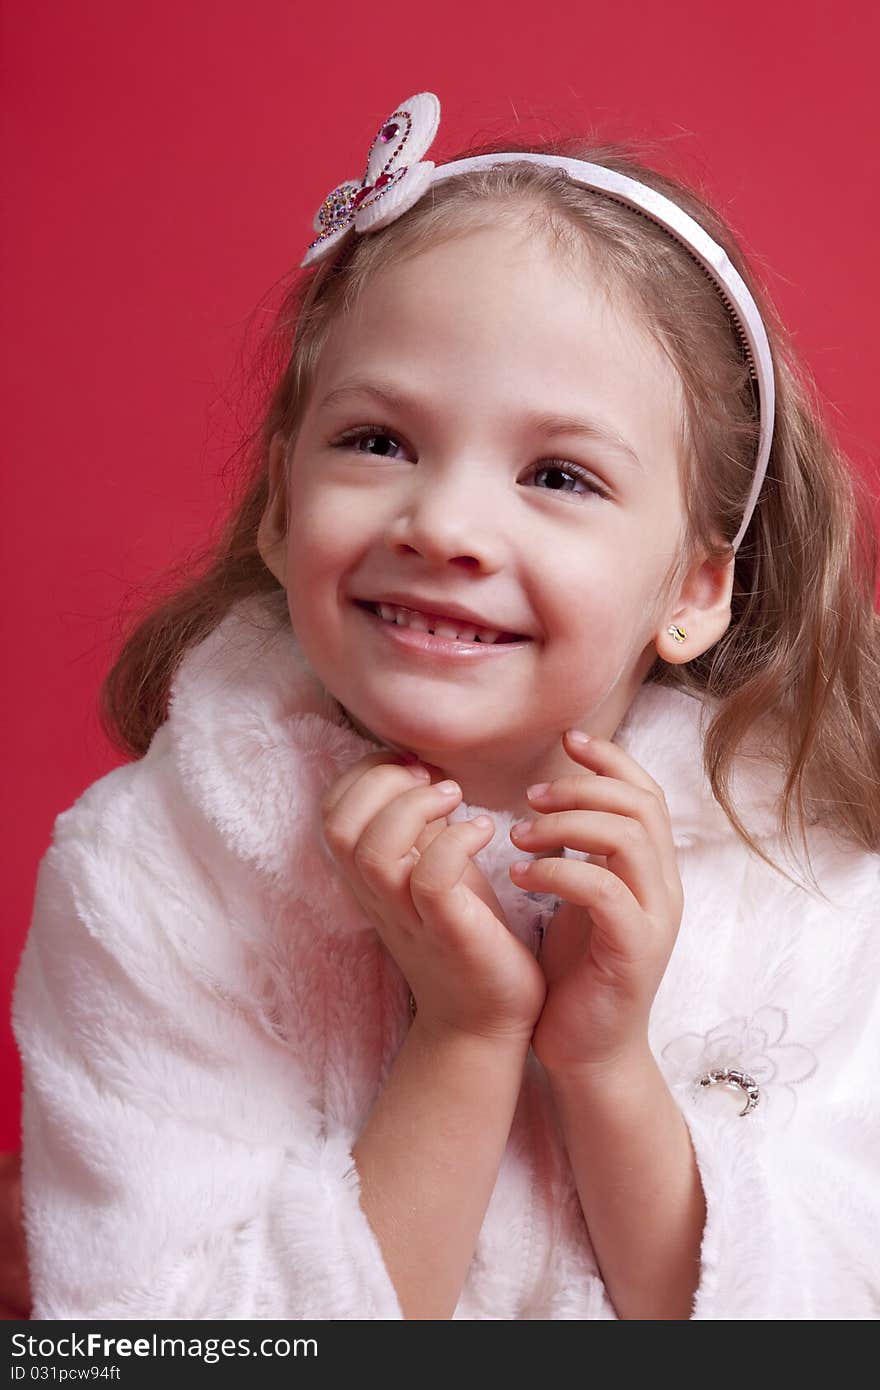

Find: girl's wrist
[410,1012,534,1060]
[538,1040,656,1093]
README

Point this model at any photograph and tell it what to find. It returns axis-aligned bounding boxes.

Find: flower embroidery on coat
[660,1005,819,1126]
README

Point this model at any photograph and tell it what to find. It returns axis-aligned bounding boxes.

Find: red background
[2,1,879,1149]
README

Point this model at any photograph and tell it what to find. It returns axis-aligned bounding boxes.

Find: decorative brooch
[660,1004,819,1122]
[301,92,441,267]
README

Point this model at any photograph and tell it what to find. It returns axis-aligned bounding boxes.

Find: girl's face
[260,221,731,815]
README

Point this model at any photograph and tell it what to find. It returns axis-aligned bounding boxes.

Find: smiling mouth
[355,600,528,645]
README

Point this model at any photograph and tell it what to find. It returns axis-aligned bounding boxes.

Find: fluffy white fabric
[12,593,880,1319]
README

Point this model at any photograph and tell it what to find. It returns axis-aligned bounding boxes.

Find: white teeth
[404,611,431,632]
[372,603,503,643]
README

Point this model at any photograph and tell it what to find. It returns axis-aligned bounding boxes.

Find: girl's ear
[656,547,735,665]
[257,431,290,584]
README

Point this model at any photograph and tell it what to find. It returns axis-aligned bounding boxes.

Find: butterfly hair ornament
[300,91,775,553]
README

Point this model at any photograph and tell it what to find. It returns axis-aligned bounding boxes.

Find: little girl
[12,91,880,1321]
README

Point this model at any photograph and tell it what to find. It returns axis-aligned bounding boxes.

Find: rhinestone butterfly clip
[300,92,441,267]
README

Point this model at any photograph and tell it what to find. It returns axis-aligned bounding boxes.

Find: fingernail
[511,819,533,837]
[435,780,460,795]
[406,765,432,782]
[567,729,591,746]
[527,782,549,800]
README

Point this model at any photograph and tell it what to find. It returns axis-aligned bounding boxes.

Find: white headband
[300,91,774,553]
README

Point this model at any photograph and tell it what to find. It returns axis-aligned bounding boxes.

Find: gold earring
[667,624,687,644]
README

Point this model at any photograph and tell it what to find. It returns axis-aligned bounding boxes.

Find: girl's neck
[337,706,565,822]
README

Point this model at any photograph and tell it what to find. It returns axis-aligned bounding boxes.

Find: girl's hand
[509,731,684,1077]
[320,752,547,1046]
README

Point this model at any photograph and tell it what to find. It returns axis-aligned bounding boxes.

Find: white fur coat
[12,592,880,1319]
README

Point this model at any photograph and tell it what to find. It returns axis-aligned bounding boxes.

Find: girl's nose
[386,475,505,569]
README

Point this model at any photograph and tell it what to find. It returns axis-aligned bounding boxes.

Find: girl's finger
[509,855,652,968]
[321,758,432,849]
[527,772,662,823]
[528,776,674,854]
[561,729,669,802]
[511,808,667,919]
[410,815,497,925]
[353,779,465,900]
[528,749,678,879]
[319,752,403,818]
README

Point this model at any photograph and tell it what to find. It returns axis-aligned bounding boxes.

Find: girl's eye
[330,425,610,500]
[333,426,407,462]
[526,461,609,499]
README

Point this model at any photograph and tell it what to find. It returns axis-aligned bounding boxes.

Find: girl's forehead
[313,252,684,453]
[302,225,685,469]
[329,238,665,363]
[351,222,624,317]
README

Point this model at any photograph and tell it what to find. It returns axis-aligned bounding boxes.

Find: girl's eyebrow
[317,377,645,472]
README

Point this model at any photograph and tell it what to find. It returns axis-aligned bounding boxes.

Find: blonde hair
[98,131,880,896]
